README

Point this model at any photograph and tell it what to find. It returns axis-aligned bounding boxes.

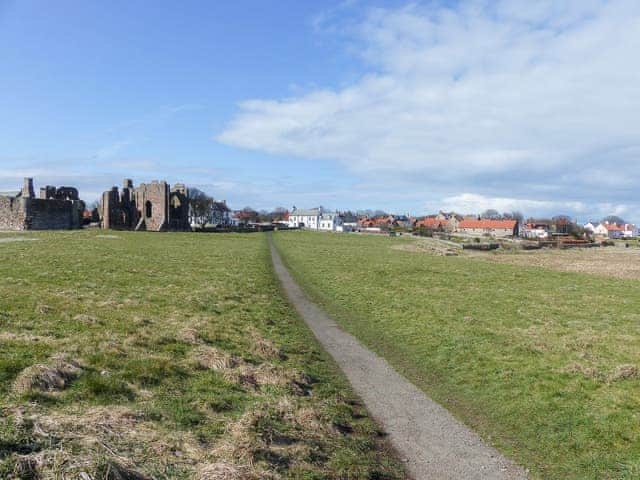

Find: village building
[522,221,550,239]
[435,211,463,231]
[622,224,638,238]
[416,217,449,231]
[100,179,190,232]
[288,207,321,229]
[458,219,519,238]
[0,178,83,231]
[603,223,624,239]
[358,215,401,229]
[589,222,637,239]
[583,222,598,234]
[591,223,610,237]
[288,207,343,231]
[319,211,343,231]
[271,210,289,225]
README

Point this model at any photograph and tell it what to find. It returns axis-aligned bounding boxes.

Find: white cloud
[433,192,633,220]
[434,193,587,216]
[218,0,640,215]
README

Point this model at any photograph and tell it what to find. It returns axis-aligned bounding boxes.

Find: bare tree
[188,188,214,227]
[601,215,626,225]
[481,209,501,219]
[503,211,524,222]
[88,198,101,211]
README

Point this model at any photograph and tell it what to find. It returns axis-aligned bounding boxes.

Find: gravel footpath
[270,237,528,480]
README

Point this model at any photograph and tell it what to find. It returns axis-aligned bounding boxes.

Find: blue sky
[1,0,639,221]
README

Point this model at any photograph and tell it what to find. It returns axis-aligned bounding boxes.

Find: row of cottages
[358,215,413,229]
[415,212,464,232]
[288,207,344,231]
[584,221,637,239]
[457,219,520,238]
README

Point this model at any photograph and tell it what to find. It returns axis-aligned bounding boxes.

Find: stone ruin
[100,179,190,231]
[0,178,84,231]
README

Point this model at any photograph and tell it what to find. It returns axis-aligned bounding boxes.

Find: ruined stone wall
[0,178,82,231]
[25,198,80,230]
[100,179,191,232]
[169,184,190,231]
[0,196,80,231]
[135,181,169,232]
[0,196,27,230]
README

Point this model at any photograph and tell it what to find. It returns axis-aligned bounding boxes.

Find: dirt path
[270,237,527,480]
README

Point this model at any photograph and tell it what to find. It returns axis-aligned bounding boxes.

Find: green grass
[0,230,403,479]
[274,230,640,480]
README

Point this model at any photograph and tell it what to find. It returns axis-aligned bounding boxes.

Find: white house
[288,207,343,231]
[591,223,610,237]
[288,207,321,229]
[319,212,343,231]
[622,224,638,238]
[591,222,626,239]
[522,222,549,239]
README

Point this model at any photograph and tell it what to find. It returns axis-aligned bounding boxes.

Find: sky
[1,0,639,221]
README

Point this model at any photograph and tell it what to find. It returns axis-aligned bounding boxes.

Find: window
[145,201,152,218]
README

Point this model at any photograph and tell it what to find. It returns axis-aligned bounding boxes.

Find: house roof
[459,219,518,229]
[291,208,321,216]
[234,210,257,219]
[605,224,624,231]
[417,217,448,229]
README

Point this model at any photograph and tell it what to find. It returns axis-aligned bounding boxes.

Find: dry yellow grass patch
[249,329,284,360]
[196,460,277,480]
[557,362,602,379]
[193,345,241,371]
[73,313,99,324]
[15,406,213,478]
[0,332,55,343]
[13,356,83,394]
[178,327,201,344]
[609,364,639,381]
[478,246,640,280]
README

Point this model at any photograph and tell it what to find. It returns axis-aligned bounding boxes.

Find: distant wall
[0,196,27,230]
[25,198,80,230]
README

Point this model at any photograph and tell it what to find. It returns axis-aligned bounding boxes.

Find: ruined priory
[0,177,191,232]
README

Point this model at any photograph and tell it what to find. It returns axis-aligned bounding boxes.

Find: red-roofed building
[522,222,550,239]
[415,217,449,231]
[591,222,635,239]
[458,219,519,238]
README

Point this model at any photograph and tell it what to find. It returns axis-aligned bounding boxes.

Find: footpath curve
[269,236,527,480]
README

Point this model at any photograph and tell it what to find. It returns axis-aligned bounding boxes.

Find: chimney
[22,178,34,198]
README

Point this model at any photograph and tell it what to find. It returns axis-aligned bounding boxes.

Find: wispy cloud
[93,140,134,159]
[433,193,587,216]
[218,0,640,219]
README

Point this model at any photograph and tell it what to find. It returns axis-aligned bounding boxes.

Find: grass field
[274,231,640,480]
[0,230,403,479]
